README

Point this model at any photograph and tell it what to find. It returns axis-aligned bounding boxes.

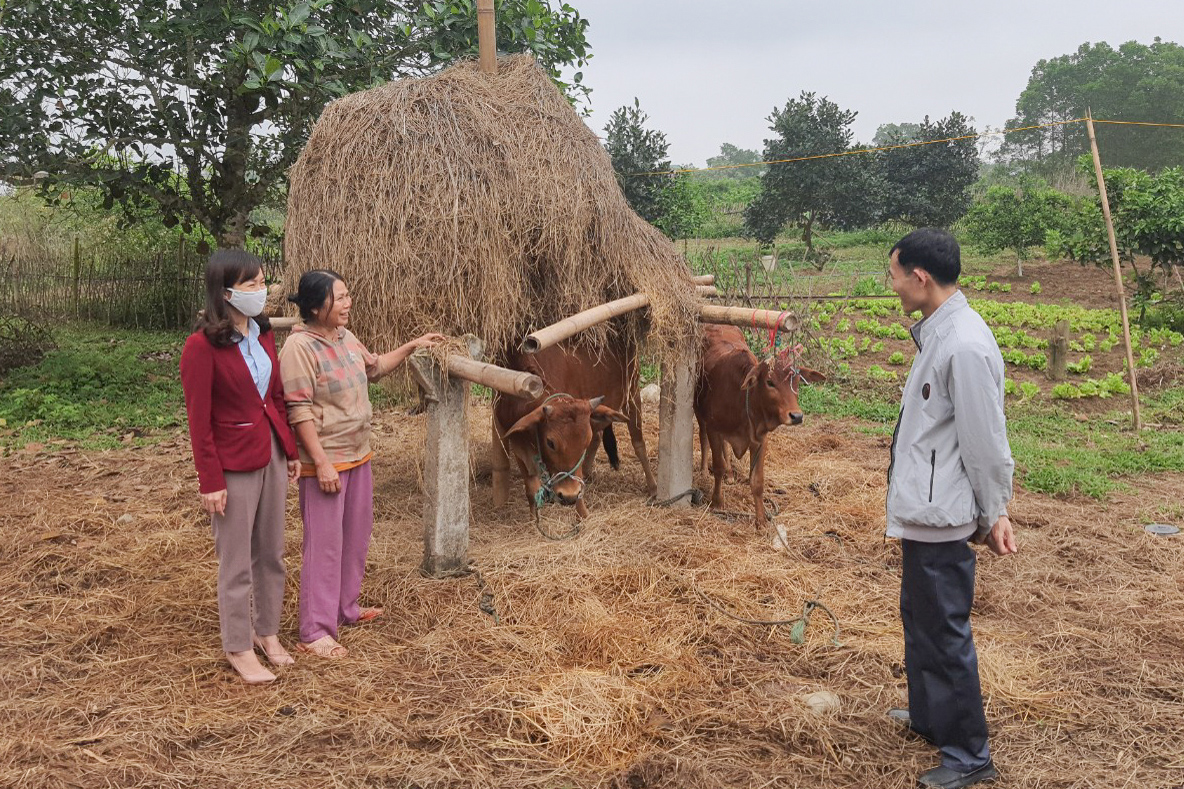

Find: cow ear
[741,361,768,391]
[591,404,628,429]
[504,405,546,439]
[798,366,827,384]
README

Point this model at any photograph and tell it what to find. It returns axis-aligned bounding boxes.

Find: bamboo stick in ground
[697,304,800,333]
[522,293,652,354]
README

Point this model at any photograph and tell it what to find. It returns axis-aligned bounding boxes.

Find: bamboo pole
[695,285,718,297]
[522,293,651,354]
[1086,111,1142,430]
[691,274,715,285]
[477,0,496,74]
[443,354,543,399]
[698,304,800,333]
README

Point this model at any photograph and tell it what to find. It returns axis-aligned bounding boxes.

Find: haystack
[283,55,698,359]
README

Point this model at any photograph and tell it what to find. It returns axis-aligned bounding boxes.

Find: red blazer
[180,328,298,493]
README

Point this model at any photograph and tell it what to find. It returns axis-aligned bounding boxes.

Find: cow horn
[588,396,605,409]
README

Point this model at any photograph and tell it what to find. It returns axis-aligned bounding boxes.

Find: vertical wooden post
[1048,319,1069,381]
[71,235,81,316]
[477,0,496,75]
[656,354,695,506]
[1086,112,1142,430]
[410,353,471,577]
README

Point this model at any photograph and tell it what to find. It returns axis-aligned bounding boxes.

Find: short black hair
[890,228,961,286]
[288,269,344,323]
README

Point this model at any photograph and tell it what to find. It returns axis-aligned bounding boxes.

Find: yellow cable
[626,116,1183,177]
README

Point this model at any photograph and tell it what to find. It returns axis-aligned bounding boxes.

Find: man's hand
[984,514,1017,556]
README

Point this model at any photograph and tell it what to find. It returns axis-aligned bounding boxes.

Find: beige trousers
[211,433,288,653]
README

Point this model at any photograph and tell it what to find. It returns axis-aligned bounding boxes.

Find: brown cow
[493,341,656,519]
[694,324,825,528]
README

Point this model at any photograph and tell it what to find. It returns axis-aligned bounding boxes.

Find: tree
[652,172,709,241]
[0,0,591,248]
[603,99,678,228]
[703,142,762,179]
[963,180,1073,276]
[998,39,1184,174]
[743,91,880,257]
[877,112,980,228]
[1048,162,1184,276]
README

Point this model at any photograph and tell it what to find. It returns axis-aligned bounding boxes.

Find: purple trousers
[298,461,374,643]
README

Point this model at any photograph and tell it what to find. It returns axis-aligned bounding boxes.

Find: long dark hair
[288,269,344,324]
[196,250,272,347]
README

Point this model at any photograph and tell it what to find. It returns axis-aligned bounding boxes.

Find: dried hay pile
[282,56,698,360]
[2,407,1182,788]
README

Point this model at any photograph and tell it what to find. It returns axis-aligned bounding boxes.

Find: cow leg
[582,430,603,481]
[491,415,512,506]
[750,438,768,530]
[698,418,710,475]
[626,415,657,497]
[707,431,728,510]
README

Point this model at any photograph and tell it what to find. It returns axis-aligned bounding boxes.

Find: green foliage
[1030,281,1042,295]
[702,143,763,179]
[0,0,591,247]
[1048,165,1184,274]
[1020,381,1041,399]
[1066,354,1092,374]
[605,100,704,238]
[876,112,980,227]
[743,92,880,253]
[0,324,186,447]
[866,365,897,382]
[652,172,710,240]
[999,39,1184,174]
[887,351,906,365]
[963,181,1074,263]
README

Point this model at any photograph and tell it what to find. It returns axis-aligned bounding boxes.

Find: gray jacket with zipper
[887,290,1014,543]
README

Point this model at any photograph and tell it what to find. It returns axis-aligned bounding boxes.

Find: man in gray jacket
[885,228,1017,789]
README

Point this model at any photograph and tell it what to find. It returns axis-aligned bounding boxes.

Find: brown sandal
[296,635,348,659]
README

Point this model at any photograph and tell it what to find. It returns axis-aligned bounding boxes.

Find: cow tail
[603,425,620,470]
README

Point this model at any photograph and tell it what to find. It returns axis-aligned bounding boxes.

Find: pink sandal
[296,636,348,659]
[353,607,384,624]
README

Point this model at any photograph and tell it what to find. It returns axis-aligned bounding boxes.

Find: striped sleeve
[279,335,319,425]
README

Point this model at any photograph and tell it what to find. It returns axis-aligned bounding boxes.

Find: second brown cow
[694,324,825,528]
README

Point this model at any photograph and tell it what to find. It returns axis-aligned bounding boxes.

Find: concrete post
[410,353,471,577]
[656,355,695,506]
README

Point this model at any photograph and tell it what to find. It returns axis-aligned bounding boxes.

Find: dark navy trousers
[900,538,991,772]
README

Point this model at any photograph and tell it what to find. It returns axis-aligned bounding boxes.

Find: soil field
[2,396,1182,789]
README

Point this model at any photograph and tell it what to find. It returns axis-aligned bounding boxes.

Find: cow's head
[741,358,827,428]
[503,395,627,506]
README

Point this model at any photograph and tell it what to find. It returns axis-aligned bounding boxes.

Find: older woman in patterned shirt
[279,269,443,658]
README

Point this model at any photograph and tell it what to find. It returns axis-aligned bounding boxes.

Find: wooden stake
[1086,112,1142,430]
[656,354,695,506]
[477,0,496,74]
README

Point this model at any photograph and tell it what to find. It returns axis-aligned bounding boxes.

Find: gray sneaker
[918,761,998,788]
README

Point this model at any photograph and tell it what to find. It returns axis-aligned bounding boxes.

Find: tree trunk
[802,213,814,255]
[1016,253,1023,278]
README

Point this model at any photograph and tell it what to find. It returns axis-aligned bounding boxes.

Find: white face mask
[226,287,268,318]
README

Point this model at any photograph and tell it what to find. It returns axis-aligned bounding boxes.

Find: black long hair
[288,269,344,324]
[195,250,272,347]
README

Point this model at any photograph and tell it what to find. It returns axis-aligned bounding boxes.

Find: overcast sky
[563,1,1183,168]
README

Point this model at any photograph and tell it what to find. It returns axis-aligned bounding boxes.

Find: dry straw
[3,405,1183,788]
[282,55,699,362]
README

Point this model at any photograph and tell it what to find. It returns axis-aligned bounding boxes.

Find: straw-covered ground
[2,401,1182,788]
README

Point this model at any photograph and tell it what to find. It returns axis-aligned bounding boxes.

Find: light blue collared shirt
[235,319,272,401]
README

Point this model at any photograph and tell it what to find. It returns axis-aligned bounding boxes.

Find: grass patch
[0,323,188,449]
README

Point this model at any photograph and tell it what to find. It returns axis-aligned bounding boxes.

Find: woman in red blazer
[180,250,300,685]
